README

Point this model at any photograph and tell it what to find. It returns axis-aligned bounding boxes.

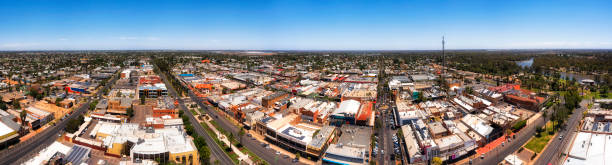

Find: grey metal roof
[64,145,91,165]
[308,125,336,149]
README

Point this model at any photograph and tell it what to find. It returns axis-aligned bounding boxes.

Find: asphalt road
[158,72,234,165]
[469,99,573,165]
[376,110,389,165]
[470,114,546,165]
[0,74,119,165]
[175,74,303,165]
[535,100,589,165]
[376,66,397,165]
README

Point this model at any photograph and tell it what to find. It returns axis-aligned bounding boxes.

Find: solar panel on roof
[65,145,90,165]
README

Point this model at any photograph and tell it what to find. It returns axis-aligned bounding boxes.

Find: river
[515,58,534,68]
[515,58,594,82]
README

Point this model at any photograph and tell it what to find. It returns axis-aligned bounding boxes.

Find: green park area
[524,121,559,153]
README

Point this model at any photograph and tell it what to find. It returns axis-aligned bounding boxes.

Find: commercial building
[261,92,289,108]
[330,99,373,126]
[0,111,20,147]
[307,125,337,156]
[565,132,612,165]
[257,113,336,158]
[153,97,178,118]
[475,88,503,105]
[22,141,77,165]
[290,97,336,124]
[29,101,71,122]
[90,122,199,165]
[401,120,477,163]
[121,70,132,79]
[489,84,546,111]
[107,97,132,115]
[401,125,425,164]
[1,91,25,103]
[322,125,372,165]
[25,106,55,129]
[428,121,449,138]
[388,76,413,90]
[65,82,97,94]
[411,74,432,82]
[138,83,168,98]
[340,83,377,101]
[460,114,494,141]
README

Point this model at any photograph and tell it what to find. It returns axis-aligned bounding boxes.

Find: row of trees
[64,115,85,133]
[151,56,211,164]
[531,54,612,74]
[180,110,212,164]
[564,89,582,110]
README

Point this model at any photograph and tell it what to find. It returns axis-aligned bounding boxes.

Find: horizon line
[2,48,612,52]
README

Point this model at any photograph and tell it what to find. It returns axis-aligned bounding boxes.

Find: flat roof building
[461,114,493,140]
[402,125,425,164]
[90,122,199,165]
[323,125,372,165]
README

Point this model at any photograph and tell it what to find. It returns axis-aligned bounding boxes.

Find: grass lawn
[241,148,270,165]
[227,150,240,164]
[524,121,559,153]
[593,92,612,99]
[201,122,217,137]
[209,120,227,135]
[582,90,612,100]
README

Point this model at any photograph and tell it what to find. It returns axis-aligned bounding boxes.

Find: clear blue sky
[1,0,611,50]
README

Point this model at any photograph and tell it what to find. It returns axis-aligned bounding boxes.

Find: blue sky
[1,0,611,50]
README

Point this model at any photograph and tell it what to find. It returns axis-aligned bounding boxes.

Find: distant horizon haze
[1,0,611,50]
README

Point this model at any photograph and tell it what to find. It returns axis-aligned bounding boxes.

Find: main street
[535,100,589,165]
[178,75,302,165]
[158,72,234,165]
[470,111,546,165]
[0,73,119,165]
[469,99,566,165]
[469,98,587,165]
[376,62,394,165]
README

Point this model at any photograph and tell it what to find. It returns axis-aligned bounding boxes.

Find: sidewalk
[202,116,253,164]
[208,102,317,165]
[476,132,515,155]
[248,129,316,165]
[19,124,50,141]
[457,110,544,165]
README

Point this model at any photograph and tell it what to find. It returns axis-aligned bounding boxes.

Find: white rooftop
[333,99,360,116]
[23,141,72,165]
[504,154,523,165]
[566,132,612,165]
[0,121,16,137]
[277,124,314,145]
[461,114,493,138]
[568,132,592,159]
[585,134,605,164]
